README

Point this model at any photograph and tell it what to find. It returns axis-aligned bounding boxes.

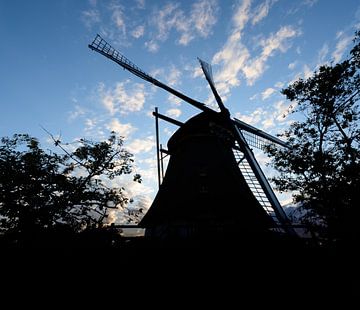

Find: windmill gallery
[88,34,306,247]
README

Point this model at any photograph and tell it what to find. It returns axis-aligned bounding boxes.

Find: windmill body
[140,112,273,240]
[88,34,298,241]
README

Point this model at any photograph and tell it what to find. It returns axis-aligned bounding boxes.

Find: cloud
[261,87,276,100]
[167,66,182,86]
[81,9,100,28]
[317,43,329,64]
[145,40,159,53]
[127,136,154,154]
[85,118,97,132]
[167,94,182,106]
[166,108,182,118]
[210,1,298,100]
[303,0,318,7]
[275,81,285,88]
[191,0,219,37]
[303,64,313,79]
[332,32,353,62]
[235,107,266,126]
[110,3,126,35]
[211,0,251,99]
[99,81,146,115]
[288,61,297,70]
[150,0,219,48]
[135,0,145,10]
[261,100,293,129]
[243,26,299,85]
[68,105,86,121]
[131,25,145,38]
[106,119,136,137]
[235,100,293,131]
[252,0,277,25]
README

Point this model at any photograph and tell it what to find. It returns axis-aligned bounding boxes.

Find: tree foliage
[265,31,360,244]
[0,132,142,246]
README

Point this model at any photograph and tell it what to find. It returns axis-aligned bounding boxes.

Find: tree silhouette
[0,132,142,247]
[265,31,360,245]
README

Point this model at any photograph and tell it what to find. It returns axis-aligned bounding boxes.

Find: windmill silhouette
[88,34,298,241]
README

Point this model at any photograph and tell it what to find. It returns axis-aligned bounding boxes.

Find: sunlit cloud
[168,94,182,106]
[166,108,182,118]
[145,40,159,53]
[252,0,278,25]
[191,0,219,37]
[288,61,297,70]
[235,107,266,126]
[317,43,329,65]
[110,3,126,35]
[261,87,276,100]
[127,136,154,154]
[243,26,299,85]
[166,66,182,87]
[106,119,136,137]
[99,81,146,115]
[150,0,219,48]
[332,32,353,62]
[68,105,86,121]
[303,64,313,79]
[211,0,252,99]
[131,25,145,38]
[274,81,285,88]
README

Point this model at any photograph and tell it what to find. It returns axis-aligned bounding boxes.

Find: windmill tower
[88,34,298,242]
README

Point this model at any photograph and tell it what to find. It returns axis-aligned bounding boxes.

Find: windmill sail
[89,34,208,112]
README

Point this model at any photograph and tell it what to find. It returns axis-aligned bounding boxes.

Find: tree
[265,31,360,245]
[0,132,142,247]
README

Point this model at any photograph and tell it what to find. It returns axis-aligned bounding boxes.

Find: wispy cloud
[235,107,266,126]
[332,31,353,62]
[252,0,277,25]
[131,25,145,38]
[317,43,329,64]
[261,87,276,100]
[243,26,299,85]
[81,9,100,28]
[191,0,219,37]
[288,61,297,70]
[147,0,219,51]
[235,100,293,130]
[144,40,159,53]
[211,0,251,99]
[135,0,145,10]
[99,81,146,115]
[303,0,318,7]
[68,105,86,121]
[209,0,298,101]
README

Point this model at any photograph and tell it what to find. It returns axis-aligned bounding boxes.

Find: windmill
[88,34,298,241]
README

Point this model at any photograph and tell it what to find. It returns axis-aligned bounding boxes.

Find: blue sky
[1,0,360,220]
